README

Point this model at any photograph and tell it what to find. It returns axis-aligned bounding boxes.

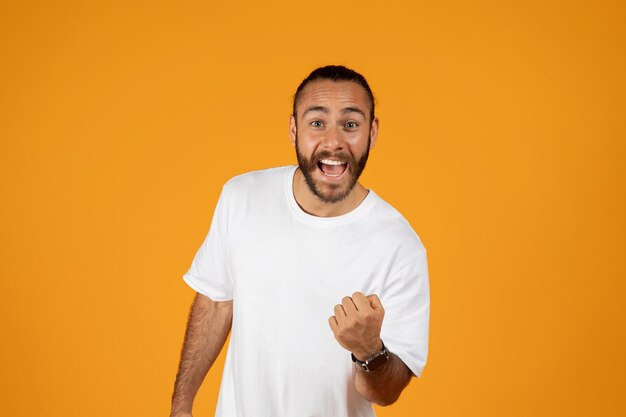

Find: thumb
[367,294,384,313]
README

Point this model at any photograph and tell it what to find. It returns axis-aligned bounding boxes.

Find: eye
[310,120,324,128]
[345,121,359,129]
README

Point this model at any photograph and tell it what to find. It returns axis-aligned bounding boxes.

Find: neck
[292,168,369,217]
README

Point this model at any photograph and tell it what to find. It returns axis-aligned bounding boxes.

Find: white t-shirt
[184,166,429,417]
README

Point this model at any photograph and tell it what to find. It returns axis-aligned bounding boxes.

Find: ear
[369,117,379,150]
[289,114,297,147]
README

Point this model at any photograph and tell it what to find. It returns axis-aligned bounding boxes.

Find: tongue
[321,163,346,176]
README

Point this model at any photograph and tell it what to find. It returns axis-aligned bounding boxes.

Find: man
[170,65,430,417]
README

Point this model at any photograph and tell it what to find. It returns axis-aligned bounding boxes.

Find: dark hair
[292,65,375,123]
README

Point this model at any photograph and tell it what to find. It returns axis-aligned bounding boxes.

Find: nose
[322,125,345,151]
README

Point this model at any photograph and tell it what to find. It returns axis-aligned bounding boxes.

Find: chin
[312,178,354,204]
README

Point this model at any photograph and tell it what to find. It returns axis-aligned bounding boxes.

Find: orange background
[1,1,624,416]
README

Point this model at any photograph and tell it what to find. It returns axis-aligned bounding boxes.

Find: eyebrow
[342,107,366,118]
[301,106,366,119]
[302,106,328,117]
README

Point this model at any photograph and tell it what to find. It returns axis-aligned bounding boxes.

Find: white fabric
[183,166,430,417]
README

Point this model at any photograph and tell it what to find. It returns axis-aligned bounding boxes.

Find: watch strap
[351,340,389,372]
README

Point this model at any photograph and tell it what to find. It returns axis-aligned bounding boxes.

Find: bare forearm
[171,293,232,416]
[354,351,412,406]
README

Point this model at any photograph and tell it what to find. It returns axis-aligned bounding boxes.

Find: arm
[329,292,412,406]
[354,350,413,406]
[170,292,233,417]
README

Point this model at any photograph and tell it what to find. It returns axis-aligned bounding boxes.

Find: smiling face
[289,80,379,205]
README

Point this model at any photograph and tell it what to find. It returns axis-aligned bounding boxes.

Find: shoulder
[217,166,294,210]
[222,166,293,194]
[213,166,293,227]
[368,192,427,257]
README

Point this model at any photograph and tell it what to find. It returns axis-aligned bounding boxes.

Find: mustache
[312,151,354,163]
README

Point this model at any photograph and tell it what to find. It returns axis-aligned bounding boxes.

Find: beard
[295,133,370,204]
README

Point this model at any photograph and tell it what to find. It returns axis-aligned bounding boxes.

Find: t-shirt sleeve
[182,187,233,301]
[379,250,430,378]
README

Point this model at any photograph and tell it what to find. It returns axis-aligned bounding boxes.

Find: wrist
[351,340,390,373]
[352,339,384,361]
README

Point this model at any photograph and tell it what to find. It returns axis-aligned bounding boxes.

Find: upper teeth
[320,159,345,166]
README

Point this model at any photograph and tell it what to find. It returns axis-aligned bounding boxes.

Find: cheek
[297,132,321,150]
[295,140,314,158]
[345,133,369,150]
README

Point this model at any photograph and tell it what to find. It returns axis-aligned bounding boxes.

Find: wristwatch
[351,340,389,372]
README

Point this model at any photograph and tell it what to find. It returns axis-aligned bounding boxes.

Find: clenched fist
[328,292,385,360]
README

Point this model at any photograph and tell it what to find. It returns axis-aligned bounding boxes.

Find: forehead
[296,80,370,116]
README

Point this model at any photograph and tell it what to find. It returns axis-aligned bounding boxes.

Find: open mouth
[317,159,348,178]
